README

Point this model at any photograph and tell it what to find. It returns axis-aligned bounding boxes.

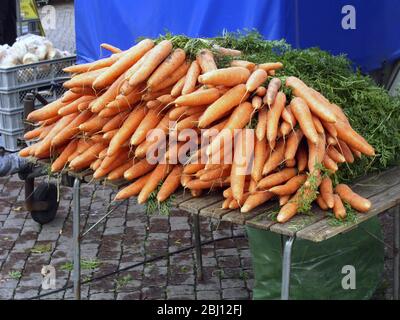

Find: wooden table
[172,166,400,300]
[25,159,400,300]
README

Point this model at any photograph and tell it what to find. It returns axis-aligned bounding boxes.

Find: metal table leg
[193,214,203,281]
[394,206,399,300]
[281,236,295,300]
[73,178,81,300]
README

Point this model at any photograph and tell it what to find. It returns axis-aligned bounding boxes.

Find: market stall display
[20,33,396,225]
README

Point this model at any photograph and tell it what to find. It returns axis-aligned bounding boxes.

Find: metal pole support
[24,93,35,133]
[193,214,203,281]
[281,236,295,300]
[23,94,36,211]
[394,205,399,300]
[73,178,81,300]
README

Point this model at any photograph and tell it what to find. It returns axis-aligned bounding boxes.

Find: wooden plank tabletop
[29,157,400,243]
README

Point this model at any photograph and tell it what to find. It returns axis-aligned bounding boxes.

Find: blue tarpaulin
[75,0,400,71]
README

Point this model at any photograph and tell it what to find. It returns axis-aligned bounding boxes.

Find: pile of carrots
[20,38,375,223]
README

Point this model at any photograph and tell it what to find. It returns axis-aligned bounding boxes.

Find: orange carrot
[199,84,249,128]
[63,54,121,73]
[281,105,297,128]
[115,172,152,201]
[285,129,304,161]
[100,43,122,54]
[34,113,77,157]
[333,194,347,220]
[286,77,337,123]
[323,154,339,173]
[63,68,107,89]
[102,129,118,142]
[267,92,286,148]
[231,131,252,201]
[258,62,284,72]
[69,142,106,171]
[320,177,334,209]
[180,61,200,95]
[290,97,318,144]
[327,146,346,163]
[102,111,129,132]
[196,49,217,73]
[27,99,68,122]
[185,179,229,190]
[256,108,268,141]
[206,102,254,157]
[312,116,325,134]
[129,40,173,87]
[52,110,93,147]
[252,137,269,183]
[280,195,291,207]
[58,96,95,116]
[79,115,110,133]
[308,133,326,173]
[337,140,355,164]
[296,144,308,172]
[174,88,220,107]
[94,39,154,89]
[91,72,127,113]
[150,61,191,93]
[130,107,164,146]
[157,166,184,202]
[138,164,173,204]
[108,106,147,156]
[51,140,78,172]
[148,49,187,89]
[335,184,372,213]
[258,168,298,190]
[268,174,307,196]
[124,158,157,181]
[199,67,250,87]
[61,90,81,103]
[252,96,263,110]
[277,196,298,223]
[241,191,274,213]
[265,78,282,106]
[171,76,187,97]
[262,140,285,175]
[335,120,375,156]
[256,86,267,97]
[231,60,256,71]
[246,69,268,92]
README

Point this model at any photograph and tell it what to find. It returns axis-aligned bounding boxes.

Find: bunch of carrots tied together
[20,38,375,223]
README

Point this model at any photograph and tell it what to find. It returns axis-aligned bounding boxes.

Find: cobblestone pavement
[0,174,253,300]
[39,0,76,54]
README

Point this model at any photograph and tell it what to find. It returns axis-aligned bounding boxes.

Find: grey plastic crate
[0,130,25,152]
[0,80,67,112]
[0,109,26,132]
[0,55,76,91]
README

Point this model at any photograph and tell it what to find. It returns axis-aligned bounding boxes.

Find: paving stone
[142,286,166,300]
[222,288,249,300]
[167,285,195,300]
[14,287,40,300]
[0,288,13,300]
[218,256,241,268]
[90,292,116,300]
[117,291,141,300]
[221,278,246,289]
[197,290,221,300]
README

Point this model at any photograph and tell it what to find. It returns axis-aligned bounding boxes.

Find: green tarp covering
[247,217,384,300]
